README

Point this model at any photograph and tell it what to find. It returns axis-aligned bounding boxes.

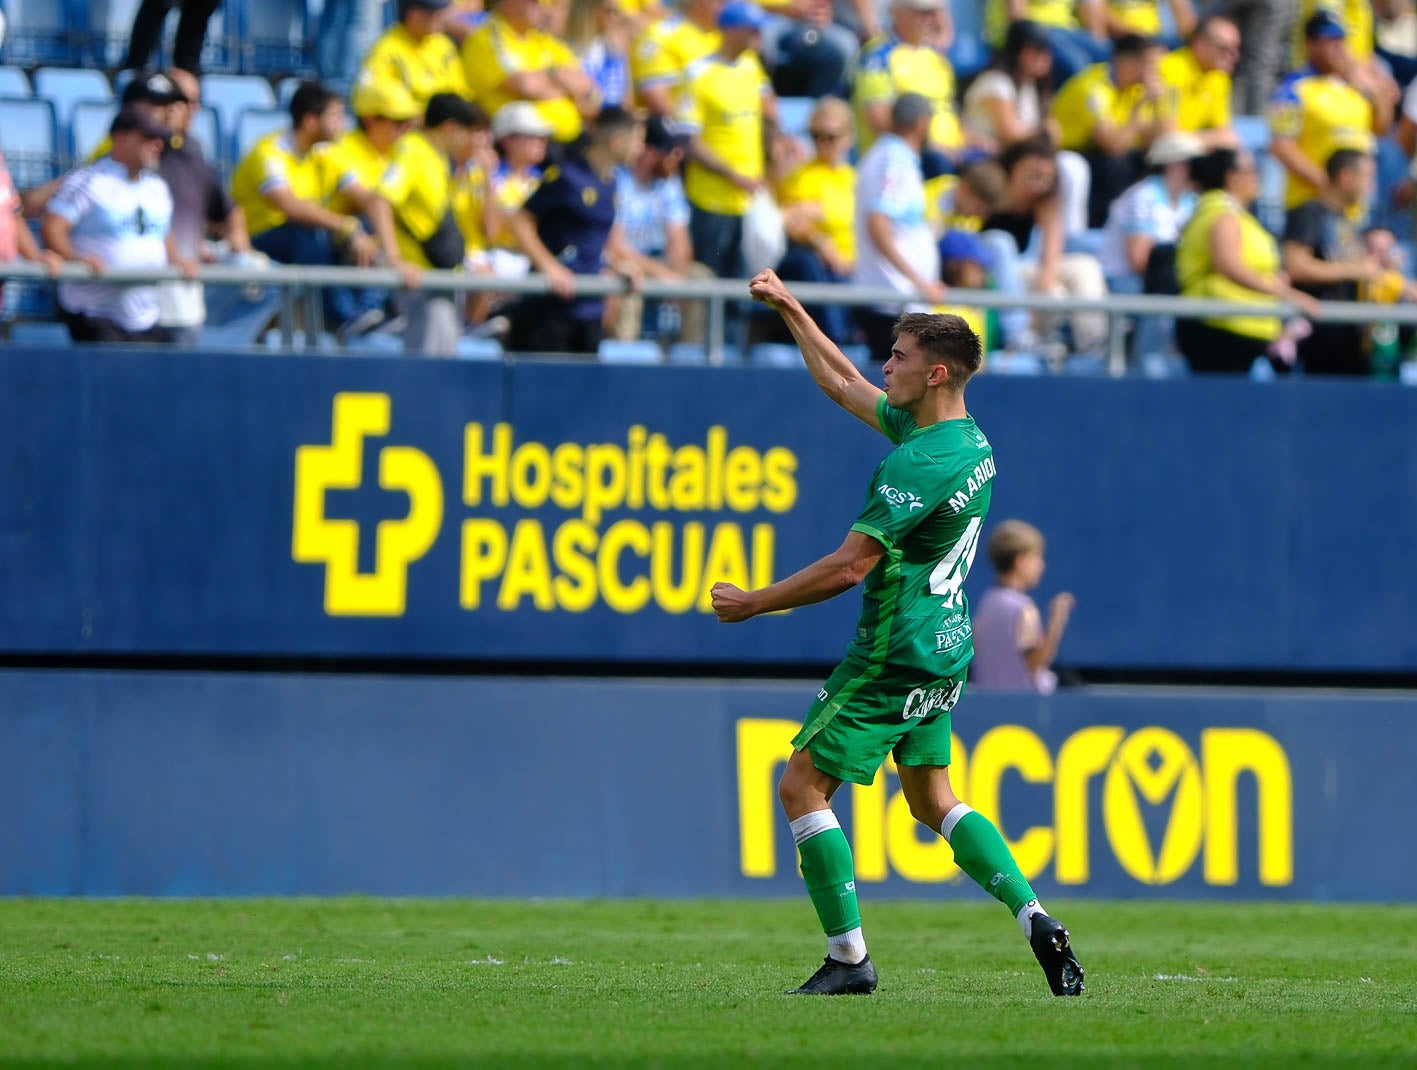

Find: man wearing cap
[854,0,966,169]
[379,93,490,355]
[1100,131,1201,356]
[853,93,945,358]
[484,101,553,272]
[1269,11,1393,218]
[231,81,389,339]
[678,1,779,280]
[633,0,724,117]
[1052,33,1174,227]
[503,106,646,353]
[610,113,710,341]
[317,79,425,291]
[40,109,198,344]
[1158,13,1240,149]
[463,0,598,146]
[357,0,472,112]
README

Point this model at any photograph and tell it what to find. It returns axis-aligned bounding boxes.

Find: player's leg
[777,749,877,995]
[778,663,900,995]
[895,761,1084,996]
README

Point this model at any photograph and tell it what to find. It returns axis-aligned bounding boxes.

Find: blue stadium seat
[233,107,288,163]
[0,0,78,66]
[343,331,405,356]
[457,336,505,361]
[1232,114,1271,154]
[186,105,223,169]
[598,338,664,364]
[277,75,303,111]
[777,96,813,138]
[70,99,118,163]
[840,343,872,369]
[1139,351,1190,379]
[86,0,142,68]
[986,352,1046,375]
[946,0,989,78]
[202,74,276,149]
[33,67,112,143]
[1062,353,1109,376]
[747,342,804,367]
[0,96,60,185]
[236,0,311,76]
[667,341,707,365]
[7,322,70,346]
[0,66,31,97]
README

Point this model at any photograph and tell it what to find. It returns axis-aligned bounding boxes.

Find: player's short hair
[1114,32,1162,59]
[426,93,481,130]
[592,105,641,142]
[987,519,1045,573]
[1326,147,1370,182]
[290,81,338,127]
[892,312,983,390]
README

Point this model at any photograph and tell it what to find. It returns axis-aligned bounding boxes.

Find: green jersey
[846,395,996,676]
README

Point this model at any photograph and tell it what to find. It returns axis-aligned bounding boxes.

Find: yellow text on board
[737,720,1293,888]
[293,393,801,616]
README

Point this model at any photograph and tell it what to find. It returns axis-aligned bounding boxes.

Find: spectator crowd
[4,0,1417,375]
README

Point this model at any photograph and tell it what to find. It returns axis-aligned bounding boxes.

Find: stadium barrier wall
[3,670,1413,901]
[4,347,1417,672]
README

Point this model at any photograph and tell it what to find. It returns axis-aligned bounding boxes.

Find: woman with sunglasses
[1175,147,1320,372]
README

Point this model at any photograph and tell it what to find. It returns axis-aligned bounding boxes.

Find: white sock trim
[1016,899,1046,941]
[940,802,975,842]
[789,809,841,847]
[828,925,867,964]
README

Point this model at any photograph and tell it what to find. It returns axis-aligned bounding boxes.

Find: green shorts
[792,657,967,785]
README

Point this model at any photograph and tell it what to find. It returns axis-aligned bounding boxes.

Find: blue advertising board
[3,347,1417,670]
[2,671,1412,900]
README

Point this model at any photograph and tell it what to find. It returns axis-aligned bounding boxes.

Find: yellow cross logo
[292,392,444,616]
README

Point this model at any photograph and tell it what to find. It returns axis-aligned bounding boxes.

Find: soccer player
[710,269,1085,998]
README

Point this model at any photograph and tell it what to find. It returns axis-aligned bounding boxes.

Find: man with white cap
[485,101,555,276]
[1100,130,1202,356]
[853,0,965,173]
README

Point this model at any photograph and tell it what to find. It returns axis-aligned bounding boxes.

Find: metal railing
[6,260,1417,374]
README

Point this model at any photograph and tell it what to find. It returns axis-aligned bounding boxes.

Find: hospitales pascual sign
[292,392,800,616]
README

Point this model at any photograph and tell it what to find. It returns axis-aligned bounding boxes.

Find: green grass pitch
[1,899,1414,1068]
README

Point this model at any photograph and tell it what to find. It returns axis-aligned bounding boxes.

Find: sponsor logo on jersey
[901,681,963,720]
[877,483,925,511]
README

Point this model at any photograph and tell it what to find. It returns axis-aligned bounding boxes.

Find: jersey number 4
[928,517,982,610]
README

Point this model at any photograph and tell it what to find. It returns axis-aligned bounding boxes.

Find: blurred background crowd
[3,0,1417,375]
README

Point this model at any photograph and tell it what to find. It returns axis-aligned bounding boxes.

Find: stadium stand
[597,339,665,365]
[237,0,310,76]
[200,73,276,149]
[33,67,113,141]
[0,64,29,96]
[68,98,117,161]
[232,106,287,165]
[0,95,59,185]
[0,0,77,66]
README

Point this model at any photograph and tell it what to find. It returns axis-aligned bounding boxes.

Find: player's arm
[711,529,884,621]
[748,268,883,431]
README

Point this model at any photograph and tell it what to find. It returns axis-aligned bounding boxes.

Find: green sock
[791,811,861,938]
[944,805,1037,917]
